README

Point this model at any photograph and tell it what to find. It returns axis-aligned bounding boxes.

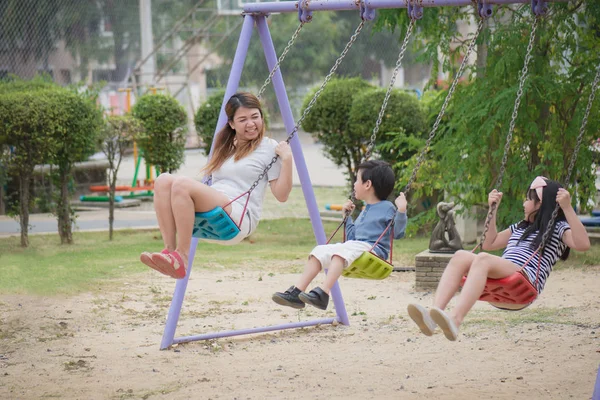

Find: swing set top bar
[243,0,567,14]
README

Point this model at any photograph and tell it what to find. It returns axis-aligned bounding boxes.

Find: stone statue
[429,201,463,253]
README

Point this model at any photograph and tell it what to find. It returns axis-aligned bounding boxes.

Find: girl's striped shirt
[501,220,570,293]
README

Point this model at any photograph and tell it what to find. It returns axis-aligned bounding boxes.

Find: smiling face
[228,106,263,143]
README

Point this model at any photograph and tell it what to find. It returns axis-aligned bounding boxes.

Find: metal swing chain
[403,16,485,195]
[478,16,539,250]
[347,18,416,203]
[537,63,600,255]
[257,22,306,99]
[362,18,416,165]
[245,20,367,195]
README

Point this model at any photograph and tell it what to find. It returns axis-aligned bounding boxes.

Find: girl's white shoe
[430,307,459,341]
[407,303,437,336]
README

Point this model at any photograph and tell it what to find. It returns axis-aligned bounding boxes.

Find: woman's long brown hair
[202,92,265,176]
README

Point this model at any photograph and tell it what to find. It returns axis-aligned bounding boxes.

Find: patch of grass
[64,359,90,371]
[555,246,600,270]
[0,218,429,296]
[465,307,580,328]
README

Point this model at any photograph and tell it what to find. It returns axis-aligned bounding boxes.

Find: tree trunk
[18,173,30,247]
[0,183,5,215]
[57,170,73,244]
[475,12,488,80]
[105,0,133,83]
[109,171,116,241]
[532,100,548,171]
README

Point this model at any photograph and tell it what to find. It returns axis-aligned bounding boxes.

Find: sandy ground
[1,264,599,400]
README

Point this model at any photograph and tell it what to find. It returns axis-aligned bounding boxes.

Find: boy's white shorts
[310,241,373,269]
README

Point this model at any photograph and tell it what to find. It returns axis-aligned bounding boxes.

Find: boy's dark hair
[357,160,395,201]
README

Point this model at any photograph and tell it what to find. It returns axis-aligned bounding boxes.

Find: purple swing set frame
[159,0,568,351]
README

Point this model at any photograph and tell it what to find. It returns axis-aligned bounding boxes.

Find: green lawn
[1,216,597,296]
[0,218,428,296]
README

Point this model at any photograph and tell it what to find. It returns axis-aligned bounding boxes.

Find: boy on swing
[272,160,408,310]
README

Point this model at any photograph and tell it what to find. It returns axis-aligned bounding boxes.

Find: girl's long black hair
[517,178,570,260]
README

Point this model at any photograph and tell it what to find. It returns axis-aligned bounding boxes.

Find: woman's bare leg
[153,173,177,250]
[451,253,518,327]
[170,177,231,258]
[433,250,476,310]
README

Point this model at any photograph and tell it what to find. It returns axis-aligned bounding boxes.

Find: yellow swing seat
[342,251,393,280]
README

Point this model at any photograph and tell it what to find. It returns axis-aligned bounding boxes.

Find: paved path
[0,132,347,238]
[116,130,345,188]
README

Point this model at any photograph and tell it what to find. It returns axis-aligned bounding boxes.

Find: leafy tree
[349,89,426,166]
[212,12,343,90]
[387,4,600,230]
[132,94,187,173]
[332,11,420,79]
[99,0,141,82]
[47,86,104,244]
[377,6,478,85]
[301,77,427,189]
[301,78,372,185]
[0,89,61,247]
[99,115,143,240]
[0,0,62,75]
[194,89,225,156]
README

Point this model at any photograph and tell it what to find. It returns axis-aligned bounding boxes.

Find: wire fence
[0,1,440,114]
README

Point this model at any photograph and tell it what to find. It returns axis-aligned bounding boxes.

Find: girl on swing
[408,176,590,341]
[139,92,293,279]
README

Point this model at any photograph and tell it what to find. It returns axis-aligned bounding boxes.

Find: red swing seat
[460,245,541,310]
[460,270,538,309]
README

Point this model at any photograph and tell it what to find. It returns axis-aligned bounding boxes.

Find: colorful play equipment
[83,87,156,203]
[158,0,578,350]
[80,195,123,203]
[85,148,156,201]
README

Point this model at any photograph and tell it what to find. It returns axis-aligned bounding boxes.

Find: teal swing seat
[193,207,240,241]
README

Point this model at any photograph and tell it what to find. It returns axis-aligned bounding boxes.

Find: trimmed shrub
[132,94,187,173]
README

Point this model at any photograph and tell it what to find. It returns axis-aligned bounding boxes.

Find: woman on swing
[139,92,293,279]
[408,177,590,341]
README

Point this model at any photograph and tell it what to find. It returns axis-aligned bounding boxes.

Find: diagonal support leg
[594,364,600,400]
[255,15,349,325]
[160,237,199,349]
[207,15,256,158]
[159,15,255,350]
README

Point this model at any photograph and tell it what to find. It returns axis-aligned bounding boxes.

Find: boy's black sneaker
[272,286,305,309]
[298,287,329,310]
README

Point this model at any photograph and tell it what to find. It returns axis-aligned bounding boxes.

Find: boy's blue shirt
[345,200,407,260]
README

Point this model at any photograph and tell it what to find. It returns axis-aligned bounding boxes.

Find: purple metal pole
[243,0,567,14]
[173,318,337,343]
[160,237,199,349]
[160,16,255,350]
[206,15,255,159]
[255,16,350,326]
[593,364,600,400]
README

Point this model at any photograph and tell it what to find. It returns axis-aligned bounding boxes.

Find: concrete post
[139,0,156,87]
